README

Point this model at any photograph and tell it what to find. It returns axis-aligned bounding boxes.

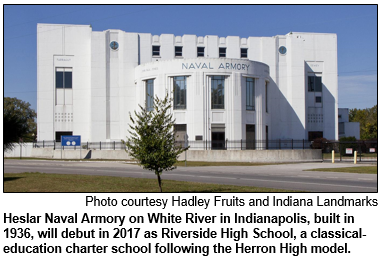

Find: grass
[305,166,377,174]
[4,172,301,193]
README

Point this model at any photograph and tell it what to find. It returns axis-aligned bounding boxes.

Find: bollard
[332,150,335,163]
[354,151,357,164]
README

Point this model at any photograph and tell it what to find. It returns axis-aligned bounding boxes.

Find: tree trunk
[156,171,162,192]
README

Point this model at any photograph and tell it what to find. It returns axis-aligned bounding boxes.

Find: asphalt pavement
[4,159,378,192]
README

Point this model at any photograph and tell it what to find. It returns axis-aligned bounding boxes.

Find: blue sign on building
[61,135,81,147]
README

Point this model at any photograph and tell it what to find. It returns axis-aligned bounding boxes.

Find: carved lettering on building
[181,62,250,71]
[182,63,214,70]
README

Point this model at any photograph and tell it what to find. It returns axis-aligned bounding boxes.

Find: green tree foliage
[349,105,377,139]
[4,97,37,151]
[124,94,189,192]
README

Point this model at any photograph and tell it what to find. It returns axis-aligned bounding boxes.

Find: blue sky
[4,4,377,111]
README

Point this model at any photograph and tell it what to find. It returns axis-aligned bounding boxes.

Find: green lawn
[305,166,377,174]
[4,172,301,193]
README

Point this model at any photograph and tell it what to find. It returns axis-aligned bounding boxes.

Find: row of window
[152,46,248,58]
[145,76,268,112]
[53,68,262,110]
[54,68,315,112]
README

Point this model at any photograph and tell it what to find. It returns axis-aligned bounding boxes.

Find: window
[265,81,269,113]
[56,68,72,89]
[211,76,225,109]
[219,47,226,58]
[175,46,183,57]
[241,48,248,58]
[316,96,322,103]
[56,68,72,105]
[197,47,205,57]
[308,76,322,92]
[173,76,187,110]
[56,71,63,88]
[246,78,255,110]
[146,79,154,111]
[152,46,160,56]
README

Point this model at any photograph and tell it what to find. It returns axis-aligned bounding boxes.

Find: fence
[320,140,377,162]
[31,139,377,162]
[33,141,126,150]
[179,139,312,150]
[34,139,312,151]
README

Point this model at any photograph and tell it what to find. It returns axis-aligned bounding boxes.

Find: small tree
[124,94,188,192]
[4,97,37,151]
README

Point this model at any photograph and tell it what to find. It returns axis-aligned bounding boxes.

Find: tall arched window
[211,76,225,109]
[173,76,187,110]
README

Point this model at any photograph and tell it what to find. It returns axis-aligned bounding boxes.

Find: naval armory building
[37,23,338,148]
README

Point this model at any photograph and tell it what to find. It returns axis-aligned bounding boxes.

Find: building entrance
[211,132,225,150]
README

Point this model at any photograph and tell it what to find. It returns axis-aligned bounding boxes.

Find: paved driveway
[4,159,377,192]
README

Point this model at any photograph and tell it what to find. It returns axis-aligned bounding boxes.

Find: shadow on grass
[4,177,23,182]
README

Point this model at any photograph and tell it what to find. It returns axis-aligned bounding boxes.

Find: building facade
[37,23,338,147]
[338,108,360,139]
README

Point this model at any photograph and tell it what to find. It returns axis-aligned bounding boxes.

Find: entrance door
[211,132,225,150]
[246,125,255,149]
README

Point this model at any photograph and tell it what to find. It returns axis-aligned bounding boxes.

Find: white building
[37,23,338,148]
[338,108,360,139]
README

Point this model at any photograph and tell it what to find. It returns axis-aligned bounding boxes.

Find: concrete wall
[29,148,321,162]
[179,149,322,163]
[30,149,130,160]
[4,143,34,158]
[31,148,55,158]
[87,150,130,160]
